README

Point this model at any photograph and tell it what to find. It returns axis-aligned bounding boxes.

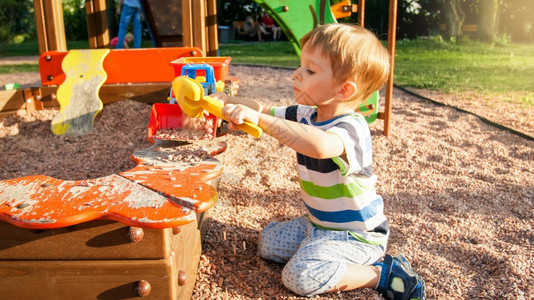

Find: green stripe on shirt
[300,179,374,199]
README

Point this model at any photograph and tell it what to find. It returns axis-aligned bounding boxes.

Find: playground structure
[33,0,219,56]
[0,1,398,299]
[28,0,398,135]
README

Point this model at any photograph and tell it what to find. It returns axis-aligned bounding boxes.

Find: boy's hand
[210,92,265,114]
[222,104,260,131]
[210,92,231,105]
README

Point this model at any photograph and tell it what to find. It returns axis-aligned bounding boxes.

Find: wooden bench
[233,21,252,40]
[440,23,478,35]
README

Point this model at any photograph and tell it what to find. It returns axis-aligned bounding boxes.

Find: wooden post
[206,0,219,56]
[192,0,207,54]
[384,0,397,136]
[85,0,110,48]
[33,0,67,54]
[182,0,193,47]
[358,0,365,27]
[182,0,219,56]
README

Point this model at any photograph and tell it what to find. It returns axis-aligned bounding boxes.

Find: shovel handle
[202,96,263,138]
[234,119,263,138]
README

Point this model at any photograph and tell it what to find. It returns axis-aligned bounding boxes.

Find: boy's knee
[257,229,290,263]
[281,258,336,297]
[257,221,303,263]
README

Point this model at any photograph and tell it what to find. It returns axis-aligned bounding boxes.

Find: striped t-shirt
[271,105,389,245]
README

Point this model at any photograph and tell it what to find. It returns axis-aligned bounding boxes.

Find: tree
[443,0,465,38]
[0,0,34,44]
[477,0,499,41]
[63,0,88,41]
[396,0,444,38]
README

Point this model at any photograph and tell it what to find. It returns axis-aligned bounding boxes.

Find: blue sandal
[375,254,425,300]
[394,254,426,300]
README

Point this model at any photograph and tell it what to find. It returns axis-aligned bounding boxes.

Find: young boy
[211,23,425,299]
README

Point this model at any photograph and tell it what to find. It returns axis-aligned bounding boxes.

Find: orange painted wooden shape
[0,141,226,230]
[0,174,195,229]
[39,47,204,86]
[119,164,220,213]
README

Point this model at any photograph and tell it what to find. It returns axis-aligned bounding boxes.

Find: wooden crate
[0,213,206,299]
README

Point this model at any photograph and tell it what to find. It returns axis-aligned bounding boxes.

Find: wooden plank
[36,0,67,53]
[0,258,179,299]
[95,0,110,47]
[85,0,110,48]
[191,0,206,53]
[33,0,48,54]
[0,84,170,116]
[0,217,203,261]
[0,217,204,299]
[0,90,23,112]
[384,0,397,136]
[0,87,60,113]
[206,0,219,56]
[48,0,67,51]
[181,0,193,47]
[0,144,222,230]
[86,0,97,48]
[39,47,204,86]
[99,82,171,104]
[23,88,44,112]
[0,220,171,260]
[359,0,365,27]
[5,87,59,109]
[174,220,202,299]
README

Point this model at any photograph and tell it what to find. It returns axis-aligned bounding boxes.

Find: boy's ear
[337,81,358,100]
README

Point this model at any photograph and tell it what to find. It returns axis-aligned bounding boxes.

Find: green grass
[2,38,533,107]
[0,63,39,74]
[0,41,40,57]
[219,39,534,101]
[394,38,534,95]
[219,41,299,68]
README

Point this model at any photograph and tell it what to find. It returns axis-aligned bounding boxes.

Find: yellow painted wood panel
[52,49,109,136]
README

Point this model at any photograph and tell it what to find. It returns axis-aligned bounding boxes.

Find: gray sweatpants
[257,216,386,297]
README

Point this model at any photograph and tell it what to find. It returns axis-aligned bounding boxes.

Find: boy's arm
[221,103,345,159]
[258,113,345,159]
[210,92,269,114]
[211,92,345,159]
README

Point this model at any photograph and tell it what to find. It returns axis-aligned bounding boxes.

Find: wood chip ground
[0,63,532,299]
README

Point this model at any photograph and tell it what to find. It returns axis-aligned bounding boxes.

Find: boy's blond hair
[300,23,390,103]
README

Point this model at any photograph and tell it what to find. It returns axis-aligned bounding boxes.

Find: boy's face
[293,45,338,107]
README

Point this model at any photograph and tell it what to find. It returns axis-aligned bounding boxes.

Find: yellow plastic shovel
[172,76,262,138]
